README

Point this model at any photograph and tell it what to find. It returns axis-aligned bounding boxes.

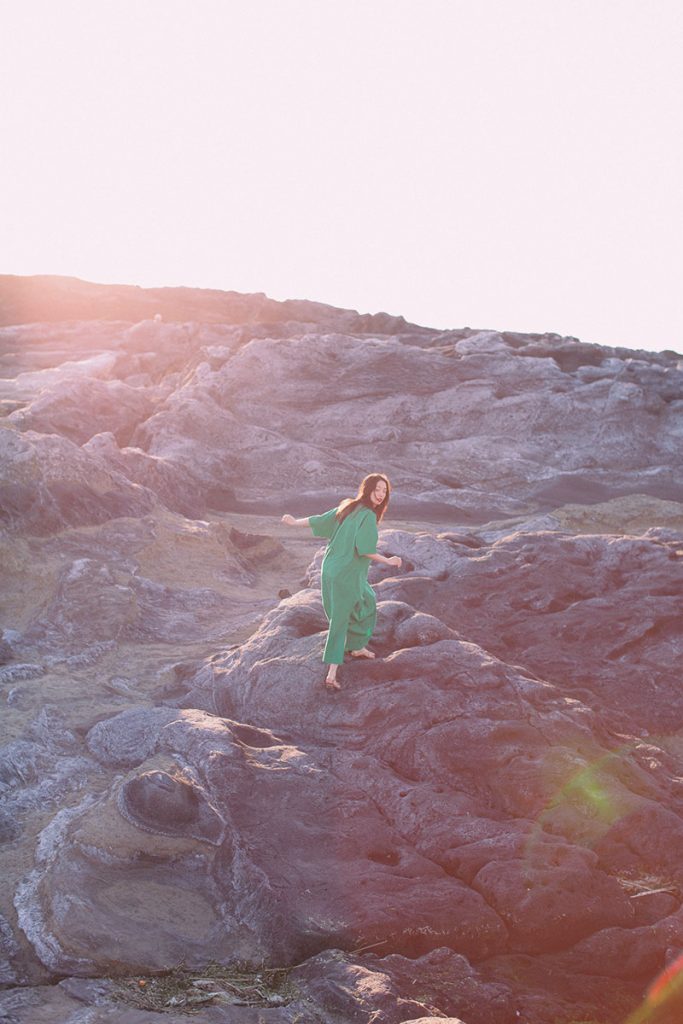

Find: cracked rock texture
[1,275,683,1024]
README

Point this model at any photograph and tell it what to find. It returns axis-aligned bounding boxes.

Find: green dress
[309,504,379,665]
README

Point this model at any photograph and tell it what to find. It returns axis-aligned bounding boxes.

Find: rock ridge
[1,276,682,1023]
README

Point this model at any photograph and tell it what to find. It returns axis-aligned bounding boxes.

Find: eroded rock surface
[1,277,682,1023]
[2,277,682,531]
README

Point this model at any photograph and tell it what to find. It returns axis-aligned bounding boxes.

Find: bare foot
[350,648,376,659]
[325,671,341,691]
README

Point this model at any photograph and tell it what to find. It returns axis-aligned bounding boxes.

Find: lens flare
[522,748,639,870]
[624,952,683,1023]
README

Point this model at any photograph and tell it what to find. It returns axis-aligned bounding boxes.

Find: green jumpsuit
[309,504,379,665]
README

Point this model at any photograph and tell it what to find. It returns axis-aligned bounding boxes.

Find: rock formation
[1,274,682,1023]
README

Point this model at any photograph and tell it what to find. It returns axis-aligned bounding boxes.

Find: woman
[282,474,402,691]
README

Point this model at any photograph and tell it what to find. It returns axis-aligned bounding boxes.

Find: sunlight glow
[2,0,682,350]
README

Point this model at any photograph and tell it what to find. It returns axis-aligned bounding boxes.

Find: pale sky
[1,0,682,351]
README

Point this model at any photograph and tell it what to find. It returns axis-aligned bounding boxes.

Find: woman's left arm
[363,553,402,568]
[354,510,399,567]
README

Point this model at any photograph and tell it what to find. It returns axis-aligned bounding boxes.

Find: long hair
[336,473,391,524]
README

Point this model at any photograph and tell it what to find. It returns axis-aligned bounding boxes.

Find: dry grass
[112,961,296,1014]
[615,870,681,899]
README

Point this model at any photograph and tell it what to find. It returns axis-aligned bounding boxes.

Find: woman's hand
[363,553,403,566]
[281,514,296,526]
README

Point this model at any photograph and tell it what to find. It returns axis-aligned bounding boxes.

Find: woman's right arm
[281,514,310,527]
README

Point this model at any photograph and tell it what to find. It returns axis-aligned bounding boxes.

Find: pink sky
[1,0,682,351]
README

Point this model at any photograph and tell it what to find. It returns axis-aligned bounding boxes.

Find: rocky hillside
[1,275,683,1024]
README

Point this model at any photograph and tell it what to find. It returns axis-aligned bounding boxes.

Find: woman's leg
[323,610,348,666]
[321,580,346,688]
[345,585,377,655]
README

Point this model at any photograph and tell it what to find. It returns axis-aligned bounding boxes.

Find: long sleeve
[309,507,339,539]
[354,510,378,556]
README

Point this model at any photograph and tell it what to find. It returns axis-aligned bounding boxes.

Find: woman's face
[369,478,387,507]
